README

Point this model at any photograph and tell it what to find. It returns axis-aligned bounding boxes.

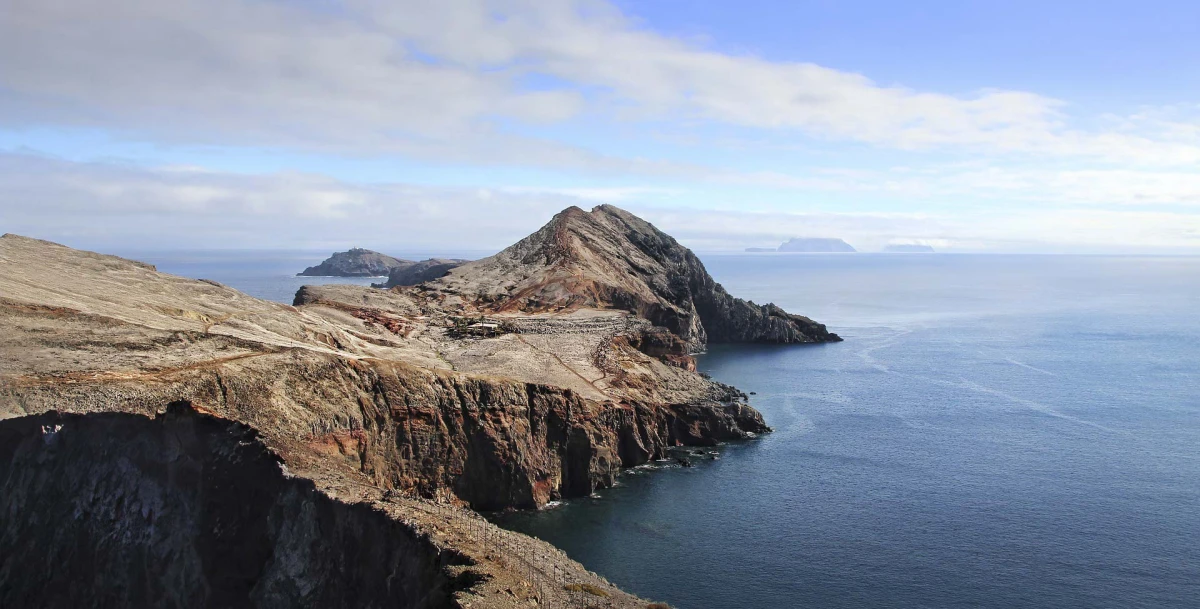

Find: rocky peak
[431,205,841,349]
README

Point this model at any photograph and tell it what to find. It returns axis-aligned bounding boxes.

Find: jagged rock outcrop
[777,237,856,253]
[298,248,411,277]
[372,258,470,288]
[0,404,471,608]
[430,205,841,349]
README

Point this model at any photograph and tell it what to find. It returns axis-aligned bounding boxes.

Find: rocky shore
[0,207,838,608]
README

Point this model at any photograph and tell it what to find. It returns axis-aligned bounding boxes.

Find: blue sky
[2,0,1198,252]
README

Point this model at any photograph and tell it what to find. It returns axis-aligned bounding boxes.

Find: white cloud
[3,0,1199,167]
[3,153,1198,253]
[0,153,571,249]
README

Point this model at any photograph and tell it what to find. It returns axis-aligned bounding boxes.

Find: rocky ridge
[373,258,470,288]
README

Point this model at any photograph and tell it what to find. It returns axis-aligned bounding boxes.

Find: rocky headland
[298,247,411,277]
[372,258,470,288]
[0,206,840,608]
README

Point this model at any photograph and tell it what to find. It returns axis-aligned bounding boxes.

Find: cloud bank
[4,153,1197,254]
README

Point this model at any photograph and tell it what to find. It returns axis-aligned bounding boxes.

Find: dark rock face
[432,205,841,348]
[0,404,469,609]
[372,259,469,288]
[777,238,856,253]
[298,248,411,277]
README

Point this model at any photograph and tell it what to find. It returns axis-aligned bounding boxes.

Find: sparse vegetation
[646,603,671,609]
[563,582,610,597]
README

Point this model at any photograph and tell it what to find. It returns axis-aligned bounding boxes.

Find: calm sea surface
[139,251,1200,609]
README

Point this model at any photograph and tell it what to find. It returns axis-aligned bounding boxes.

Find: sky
[2,0,1199,253]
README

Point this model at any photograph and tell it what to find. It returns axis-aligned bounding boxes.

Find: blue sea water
[142,251,1200,609]
[493,254,1200,609]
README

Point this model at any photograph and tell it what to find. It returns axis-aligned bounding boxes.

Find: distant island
[746,237,857,253]
[883,244,935,253]
[297,248,410,277]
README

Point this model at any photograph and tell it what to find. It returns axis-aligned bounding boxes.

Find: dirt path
[514,334,607,393]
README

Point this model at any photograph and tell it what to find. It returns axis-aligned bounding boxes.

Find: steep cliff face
[4,348,766,512]
[298,248,411,277]
[431,205,840,349]
[0,404,471,609]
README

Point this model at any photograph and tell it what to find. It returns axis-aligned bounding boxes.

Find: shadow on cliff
[0,402,479,609]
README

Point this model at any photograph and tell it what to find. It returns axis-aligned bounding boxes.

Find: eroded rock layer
[4,345,765,511]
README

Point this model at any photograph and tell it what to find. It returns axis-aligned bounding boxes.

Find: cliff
[429,205,841,349]
[298,248,411,277]
[777,237,857,253]
[0,405,471,608]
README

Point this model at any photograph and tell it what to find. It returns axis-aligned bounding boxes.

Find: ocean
[136,251,1200,609]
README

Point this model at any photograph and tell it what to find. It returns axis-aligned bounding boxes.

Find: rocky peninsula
[0,206,840,608]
